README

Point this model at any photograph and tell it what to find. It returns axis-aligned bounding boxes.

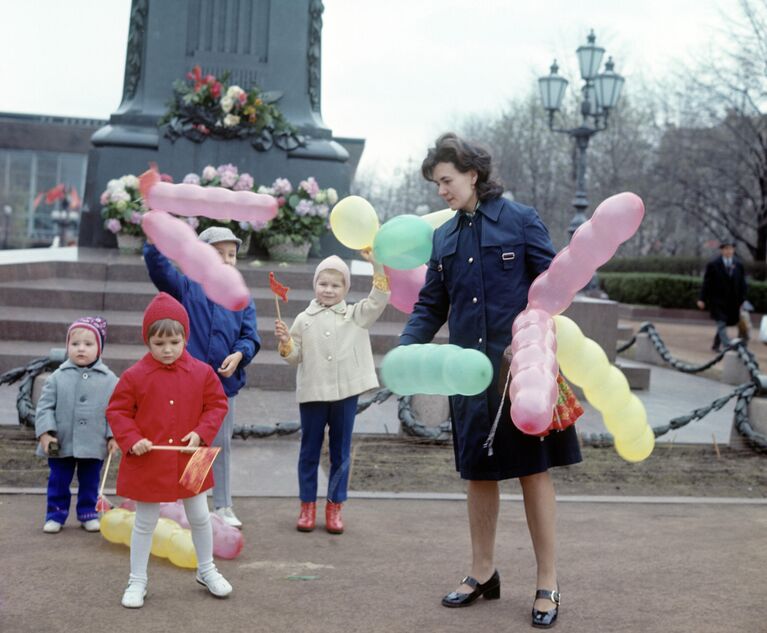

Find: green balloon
[372,214,434,270]
[381,346,416,395]
[444,348,494,396]
[418,343,447,394]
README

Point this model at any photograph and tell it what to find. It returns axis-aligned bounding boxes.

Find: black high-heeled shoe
[441,570,500,608]
[531,587,560,628]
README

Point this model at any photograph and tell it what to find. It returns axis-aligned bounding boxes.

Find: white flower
[122,175,139,189]
[257,185,275,195]
[106,179,124,193]
[220,96,234,113]
[314,190,327,204]
[110,190,131,203]
[201,165,217,183]
[327,188,338,205]
[115,200,128,212]
[226,85,245,99]
[223,113,241,128]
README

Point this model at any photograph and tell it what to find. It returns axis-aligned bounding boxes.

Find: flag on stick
[96,450,115,514]
[269,272,290,320]
[178,446,221,494]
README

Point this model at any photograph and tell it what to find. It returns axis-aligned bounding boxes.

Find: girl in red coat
[107,292,231,609]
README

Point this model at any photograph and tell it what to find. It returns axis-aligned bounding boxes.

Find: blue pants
[46,457,102,524]
[298,396,358,503]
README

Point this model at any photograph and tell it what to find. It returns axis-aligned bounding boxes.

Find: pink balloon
[590,192,645,243]
[210,512,244,559]
[510,346,558,377]
[527,273,575,315]
[143,211,251,311]
[547,248,595,296]
[568,221,619,270]
[386,265,427,314]
[509,365,551,400]
[511,325,555,353]
[140,168,277,225]
[511,308,554,335]
[510,389,556,435]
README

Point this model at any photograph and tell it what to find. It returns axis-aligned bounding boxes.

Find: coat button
[468,257,474,263]
[325,331,331,337]
[472,297,478,304]
[327,355,333,361]
[80,396,87,402]
[79,419,85,425]
[170,400,174,405]
[478,337,483,344]
[82,373,89,380]
[169,438,174,444]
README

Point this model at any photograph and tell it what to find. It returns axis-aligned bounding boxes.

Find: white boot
[43,520,62,534]
[196,567,233,598]
[214,506,242,529]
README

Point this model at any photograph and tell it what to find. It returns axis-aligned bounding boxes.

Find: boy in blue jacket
[143,226,259,528]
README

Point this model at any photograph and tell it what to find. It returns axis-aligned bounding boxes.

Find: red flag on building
[44,184,67,204]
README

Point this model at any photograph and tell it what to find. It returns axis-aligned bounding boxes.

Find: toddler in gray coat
[35,317,118,533]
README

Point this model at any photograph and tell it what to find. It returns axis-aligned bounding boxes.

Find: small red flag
[269,272,290,302]
[68,187,82,210]
[44,184,66,204]
[179,446,221,494]
[33,192,44,210]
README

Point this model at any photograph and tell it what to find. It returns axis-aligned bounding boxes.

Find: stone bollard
[721,350,751,386]
[634,332,664,365]
[404,394,450,437]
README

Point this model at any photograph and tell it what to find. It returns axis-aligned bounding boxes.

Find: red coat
[107,351,228,502]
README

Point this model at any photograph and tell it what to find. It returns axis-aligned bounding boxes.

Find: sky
[0,0,739,178]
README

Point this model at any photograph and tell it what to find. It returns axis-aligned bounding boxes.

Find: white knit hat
[313,255,350,290]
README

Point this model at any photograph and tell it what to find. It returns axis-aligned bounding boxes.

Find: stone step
[615,359,651,390]
[0,305,445,352]
[0,340,388,391]
[0,278,411,322]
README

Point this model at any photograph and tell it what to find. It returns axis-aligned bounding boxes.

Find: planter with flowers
[100,175,146,252]
[256,177,338,263]
[162,66,303,152]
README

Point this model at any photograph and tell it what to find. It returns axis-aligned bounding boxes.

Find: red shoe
[325,501,344,534]
[296,502,316,532]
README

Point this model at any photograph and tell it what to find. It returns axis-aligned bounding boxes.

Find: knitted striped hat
[66,316,107,357]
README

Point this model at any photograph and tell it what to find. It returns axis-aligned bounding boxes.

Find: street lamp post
[538,30,625,239]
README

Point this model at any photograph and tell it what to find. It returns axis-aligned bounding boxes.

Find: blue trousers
[298,396,358,503]
[46,457,102,524]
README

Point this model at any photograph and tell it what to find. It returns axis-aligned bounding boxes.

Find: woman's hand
[107,438,119,455]
[218,351,243,377]
[275,319,290,343]
[131,438,153,456]
[180,431,201,453]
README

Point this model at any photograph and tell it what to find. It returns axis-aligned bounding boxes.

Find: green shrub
[598,272,767,312]
[602,257,767,281]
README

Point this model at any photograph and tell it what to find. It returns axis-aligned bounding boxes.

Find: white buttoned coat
[283,286,390,403]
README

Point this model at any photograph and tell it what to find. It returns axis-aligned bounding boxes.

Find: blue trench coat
[401,196,581,480]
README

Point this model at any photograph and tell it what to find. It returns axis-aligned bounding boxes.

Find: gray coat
[35,359,119,459]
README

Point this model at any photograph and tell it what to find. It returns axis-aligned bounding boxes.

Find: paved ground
[2,494,766,633]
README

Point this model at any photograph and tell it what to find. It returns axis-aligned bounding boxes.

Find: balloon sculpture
[380,343,493,396]
[527,192,645,315]
[507,308,559,435]
[372,214,434,270]
[553,315,654,462]
[138,166,277,311]
[101,503,244,569]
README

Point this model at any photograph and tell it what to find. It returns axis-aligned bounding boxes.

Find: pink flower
[129,211,143,225]
[219,171,238,189]
[295,200,315,217]
[186,217,200,229]
[183,173,201,185]
[99,191,109,206]
[160,173,174,183]
[234,173,254,191]
[105,218,122,234]
[299,177,320,199]
[272,178,293,196]
[277,196,287,208]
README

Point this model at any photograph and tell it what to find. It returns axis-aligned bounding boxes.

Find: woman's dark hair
[421,132,504,201]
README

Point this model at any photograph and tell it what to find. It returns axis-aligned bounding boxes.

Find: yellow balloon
[329,195,379,249]
[168,530,198,569]
[615,425,655,463]
[558,338,609,391]
[100,508,130,544]
[553,315,585,367]
[420,208,456,229]
[603,394,648,441]
[119,513,135,545]
[151,518,180,559]
[583,365,631,414]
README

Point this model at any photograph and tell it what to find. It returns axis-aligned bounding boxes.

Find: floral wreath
[160,66,304,152]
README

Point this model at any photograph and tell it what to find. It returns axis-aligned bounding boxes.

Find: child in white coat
[275,254,389,533]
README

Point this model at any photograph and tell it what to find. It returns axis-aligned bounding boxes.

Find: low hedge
[602,257,767,281]
[598,272,767,313]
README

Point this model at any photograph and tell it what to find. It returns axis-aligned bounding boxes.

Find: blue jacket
[400,197,555,473]
[143,243,260,397]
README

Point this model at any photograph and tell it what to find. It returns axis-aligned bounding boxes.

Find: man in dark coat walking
[697,240,747,351]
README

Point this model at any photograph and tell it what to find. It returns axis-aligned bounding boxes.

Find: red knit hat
[142,292,190,343]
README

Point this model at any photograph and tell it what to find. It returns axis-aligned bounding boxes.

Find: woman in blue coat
[401,133,581,628]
